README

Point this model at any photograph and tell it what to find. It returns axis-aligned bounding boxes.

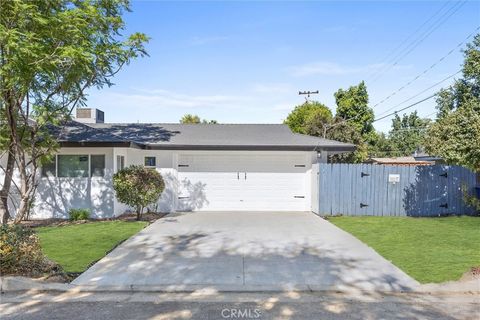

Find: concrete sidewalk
[72,212,418,292]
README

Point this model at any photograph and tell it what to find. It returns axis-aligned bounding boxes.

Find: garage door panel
[178,155,308,173]
[177,154,309,211]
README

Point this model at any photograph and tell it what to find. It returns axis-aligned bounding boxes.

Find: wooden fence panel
[318,164,478,216]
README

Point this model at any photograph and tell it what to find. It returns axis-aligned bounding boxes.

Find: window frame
[41,156,57,177]
[56,154,90,178]
[144,156,156,168]
[41,154,106,178]
[90,154,106,177]
[116,155,125,173]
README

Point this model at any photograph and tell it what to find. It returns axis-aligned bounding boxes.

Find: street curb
[1,276,73,292]
[1,276,479,295]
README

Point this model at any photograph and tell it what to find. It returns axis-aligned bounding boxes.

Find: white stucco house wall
[0,108,355,219]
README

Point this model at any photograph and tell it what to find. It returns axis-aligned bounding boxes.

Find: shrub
[113,165,165,220]
[462,186,480,215]
[68,208,91,221]
[0,225,57,276]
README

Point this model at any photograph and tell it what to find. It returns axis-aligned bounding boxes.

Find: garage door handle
[237,172,239,180]
[244,172,247,180]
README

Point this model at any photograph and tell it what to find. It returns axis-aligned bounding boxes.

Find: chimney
[75,108,104,124]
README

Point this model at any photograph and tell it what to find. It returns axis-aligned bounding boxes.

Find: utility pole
[299,90,327,137]
[298,90,319,103]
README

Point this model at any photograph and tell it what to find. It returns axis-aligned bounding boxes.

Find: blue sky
[86,0,480,132]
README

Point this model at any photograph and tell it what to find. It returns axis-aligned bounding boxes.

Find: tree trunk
[1,89,18,224]
[13,149,38,223]
[0,143,15,224]
[14,182,36,223]
[136,205,143,221]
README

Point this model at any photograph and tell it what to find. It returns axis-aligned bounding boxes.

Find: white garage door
[176,154,309,211]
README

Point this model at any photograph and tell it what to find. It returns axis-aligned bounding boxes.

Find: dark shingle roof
[51,121,135,147]
[83,123,356,151]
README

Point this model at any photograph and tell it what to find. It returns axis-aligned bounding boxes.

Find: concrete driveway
[73,212,418,291]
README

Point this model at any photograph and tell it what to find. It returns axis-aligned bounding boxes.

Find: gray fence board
[318,164,478,216]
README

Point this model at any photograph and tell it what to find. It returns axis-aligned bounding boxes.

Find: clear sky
[85,0,480,132]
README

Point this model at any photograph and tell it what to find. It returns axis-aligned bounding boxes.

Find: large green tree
[334,81,375,136]
[180,114,201,124]
[425,34,480,173]
[332,81,376,162]
[425,34,480,212]
[425,105,480,173]
[180,114,217,124]
[284,101,332,136]
[284,85,376,163]
[365,131,393,158]
[436,34,480,118]
[388,111,430,157]
[0,0,148,223]
[325,116,367,163]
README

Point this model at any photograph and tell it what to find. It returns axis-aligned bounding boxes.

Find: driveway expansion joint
[242,256,246,285]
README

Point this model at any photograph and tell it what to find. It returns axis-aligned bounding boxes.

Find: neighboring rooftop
[366,156,434,166]
[57,121,356,151]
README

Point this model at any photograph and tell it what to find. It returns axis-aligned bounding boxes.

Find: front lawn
[36,221,148,273]
[329,216,480,283]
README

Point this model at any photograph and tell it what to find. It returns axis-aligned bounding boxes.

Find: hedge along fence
[316,164,478,217]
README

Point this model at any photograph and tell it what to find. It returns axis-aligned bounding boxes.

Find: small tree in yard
[113,166,165,220]
[0,1,148,224]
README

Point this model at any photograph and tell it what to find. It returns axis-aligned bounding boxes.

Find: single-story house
[1,108,355,218]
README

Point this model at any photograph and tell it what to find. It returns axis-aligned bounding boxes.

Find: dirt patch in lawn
[20,212,167,228]
[3,259,67,280]
[460,266,480,282]
[115,212,167,222]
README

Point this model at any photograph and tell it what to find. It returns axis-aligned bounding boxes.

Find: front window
[116,155,125,172]
[58,155,89,178]
[91,155,105,177]
[41,157,56,177]
[144,156,156,167]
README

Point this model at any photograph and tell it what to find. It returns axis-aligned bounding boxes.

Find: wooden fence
[316,164,478,216]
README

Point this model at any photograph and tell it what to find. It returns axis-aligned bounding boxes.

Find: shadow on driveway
[72,211,419,292]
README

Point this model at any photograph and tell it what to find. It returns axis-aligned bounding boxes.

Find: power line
[423,110,438,118]
[373,94,437,123]
[320,70,461,131]
[324,83,444,131]
[369,1,466,82]
[367,0,452,81]
[371,26,479,110]
[375,70,461,117]
[388,128,429,132]
[327,87,439,130]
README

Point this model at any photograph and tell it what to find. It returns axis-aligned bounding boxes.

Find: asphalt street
[1,291,479,320]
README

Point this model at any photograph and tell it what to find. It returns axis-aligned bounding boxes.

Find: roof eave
[144,144,356,151]
[58,140,356,152]
[59,141,144,149]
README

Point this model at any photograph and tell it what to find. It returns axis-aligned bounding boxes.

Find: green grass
[329,216,480,284]
[36,221,148,273]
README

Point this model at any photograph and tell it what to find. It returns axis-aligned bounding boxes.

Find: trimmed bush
[68,208,91,221]
[113,165,165,220]
[0,225,57,276]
